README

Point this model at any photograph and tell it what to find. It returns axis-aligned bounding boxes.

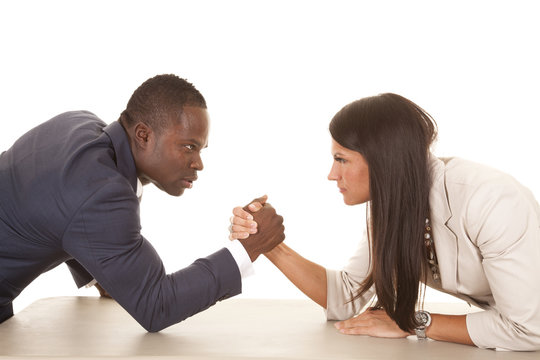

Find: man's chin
[168,187,186,197]
[155,183,185,197]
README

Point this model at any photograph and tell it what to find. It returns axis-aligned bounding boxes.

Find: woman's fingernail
[249,204,257,211]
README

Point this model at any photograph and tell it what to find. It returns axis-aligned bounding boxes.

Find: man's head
[120,74,210,196]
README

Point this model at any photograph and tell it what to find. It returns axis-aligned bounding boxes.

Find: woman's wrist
[264,242,287,261]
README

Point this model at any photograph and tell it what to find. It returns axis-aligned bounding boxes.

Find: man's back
[0,111,127,317]
[0,111,243,330]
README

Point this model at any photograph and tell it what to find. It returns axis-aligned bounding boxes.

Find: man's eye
[184,144,195,151]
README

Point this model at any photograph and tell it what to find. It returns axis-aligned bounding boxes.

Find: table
[0,297,537,359]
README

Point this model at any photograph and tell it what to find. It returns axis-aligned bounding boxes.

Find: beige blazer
[326,156,540,351]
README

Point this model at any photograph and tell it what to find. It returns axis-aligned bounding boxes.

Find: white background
[1,0,539,313]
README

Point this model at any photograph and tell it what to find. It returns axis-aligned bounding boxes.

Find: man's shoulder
[46,110,106,130]
[52,110,102,121]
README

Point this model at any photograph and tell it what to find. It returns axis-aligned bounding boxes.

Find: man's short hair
[120,74,207,133]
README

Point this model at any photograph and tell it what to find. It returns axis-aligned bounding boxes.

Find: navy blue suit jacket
[0,111,241,331]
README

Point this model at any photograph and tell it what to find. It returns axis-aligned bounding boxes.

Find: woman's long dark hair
[329,93,438,332]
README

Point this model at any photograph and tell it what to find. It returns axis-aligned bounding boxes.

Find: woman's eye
[334,157,346,163]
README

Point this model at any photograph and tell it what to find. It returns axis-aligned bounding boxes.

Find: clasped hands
[231,195,285,262]
[229,196,411,339]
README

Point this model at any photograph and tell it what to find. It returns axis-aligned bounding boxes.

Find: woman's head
[328,93,437,206]
[328,93,438,332]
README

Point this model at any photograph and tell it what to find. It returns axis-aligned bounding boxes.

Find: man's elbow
[138,317,174,333]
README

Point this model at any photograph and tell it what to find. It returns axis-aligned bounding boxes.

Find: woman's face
[328,139,370,205]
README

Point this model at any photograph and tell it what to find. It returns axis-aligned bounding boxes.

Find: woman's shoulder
[437,157,518,189]
[432,156,538,220]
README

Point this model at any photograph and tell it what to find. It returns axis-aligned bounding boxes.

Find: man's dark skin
[118,104,284,269]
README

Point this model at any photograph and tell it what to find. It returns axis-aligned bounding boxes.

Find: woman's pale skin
[231,139,474,346]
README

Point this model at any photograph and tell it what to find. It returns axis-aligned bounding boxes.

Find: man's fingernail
[249,204,257,211]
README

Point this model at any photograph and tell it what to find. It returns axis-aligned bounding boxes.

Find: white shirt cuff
[226,240,255,279]
[85,279,97,288]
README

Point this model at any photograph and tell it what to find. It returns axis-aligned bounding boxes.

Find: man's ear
[133,122,153,150]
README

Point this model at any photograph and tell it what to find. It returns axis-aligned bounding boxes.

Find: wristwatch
[414,310,432,340]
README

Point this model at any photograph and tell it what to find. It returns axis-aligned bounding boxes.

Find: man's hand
[235,195,285,262]
[95,283,112,298]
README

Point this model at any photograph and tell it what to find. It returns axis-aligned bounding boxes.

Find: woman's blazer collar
[428,154,459,293]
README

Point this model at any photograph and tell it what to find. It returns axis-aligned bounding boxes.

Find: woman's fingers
[334,310,410,338]
[229,208,258,240]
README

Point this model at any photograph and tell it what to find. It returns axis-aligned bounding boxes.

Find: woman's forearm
[264,243,328,308]
[427,314,474,346]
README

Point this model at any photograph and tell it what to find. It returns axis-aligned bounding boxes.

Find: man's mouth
[181,176,198,189]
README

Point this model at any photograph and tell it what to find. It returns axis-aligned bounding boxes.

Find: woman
[230,93,540,351]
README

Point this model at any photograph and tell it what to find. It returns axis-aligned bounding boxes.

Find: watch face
[415,311,429,325]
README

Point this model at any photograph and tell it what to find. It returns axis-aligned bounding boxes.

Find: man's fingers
[251,194,268,205]
[244,195,268,212]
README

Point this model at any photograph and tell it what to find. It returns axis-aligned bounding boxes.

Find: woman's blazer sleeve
[464,178,540,351]
[326,230,376,320]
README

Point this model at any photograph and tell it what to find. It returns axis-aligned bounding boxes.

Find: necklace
[424,218,440,282]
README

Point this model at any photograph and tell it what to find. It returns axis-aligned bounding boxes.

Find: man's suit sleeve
[65,259,94,288]
[62,181,242,332]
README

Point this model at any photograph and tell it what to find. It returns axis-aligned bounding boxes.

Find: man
[0,74,285,331]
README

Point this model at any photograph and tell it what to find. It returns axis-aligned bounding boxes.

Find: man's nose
[191,154,204,171]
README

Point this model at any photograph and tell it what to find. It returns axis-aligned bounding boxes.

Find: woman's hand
[229,195,268,240]
[334,308,411,338]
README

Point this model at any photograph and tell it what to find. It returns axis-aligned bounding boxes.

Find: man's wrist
[226,240,255,278]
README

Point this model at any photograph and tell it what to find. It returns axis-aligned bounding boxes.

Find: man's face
[137,106,210,196]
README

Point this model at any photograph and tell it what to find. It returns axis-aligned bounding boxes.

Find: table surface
[0,296,538,359]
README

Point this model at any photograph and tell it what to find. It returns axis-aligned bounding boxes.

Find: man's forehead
[175,106,209,127]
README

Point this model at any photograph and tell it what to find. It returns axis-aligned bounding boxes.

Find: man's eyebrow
[181,139,202,146]
[180,139,208,149]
